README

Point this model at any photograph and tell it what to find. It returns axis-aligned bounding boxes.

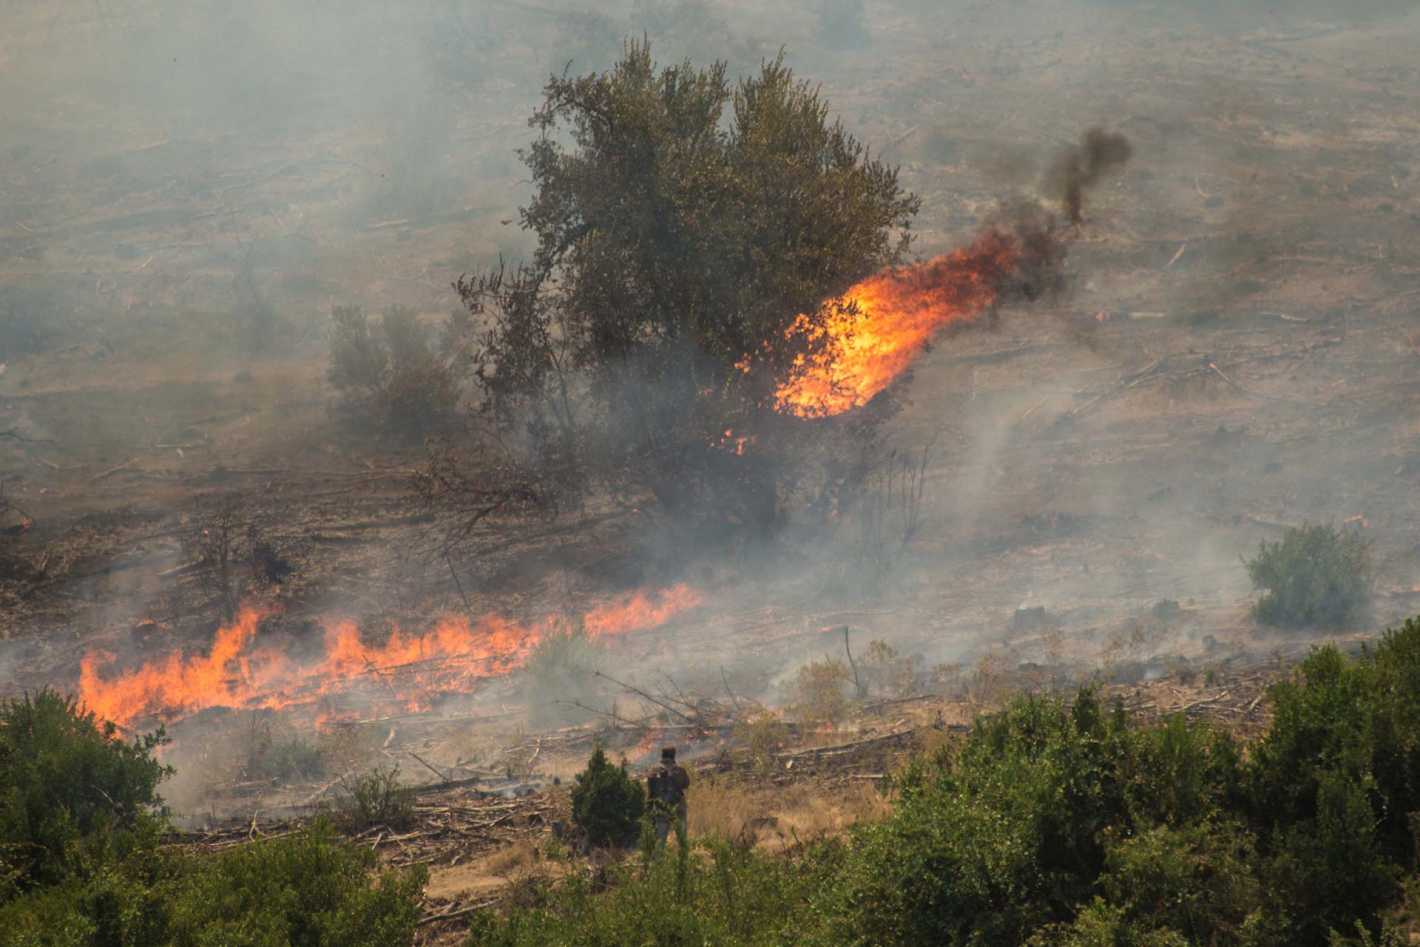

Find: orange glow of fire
[79,584,705,729]
[713,428,752,457]
[775,230,1022,418]
[584,584,705,637]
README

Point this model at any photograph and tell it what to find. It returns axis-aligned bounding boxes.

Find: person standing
[647,746,689,845]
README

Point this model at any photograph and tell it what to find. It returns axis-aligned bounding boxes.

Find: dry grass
[686,775,891,850]
[484,839,541,879]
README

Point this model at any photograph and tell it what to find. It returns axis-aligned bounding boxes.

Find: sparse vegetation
[333,767,415,834]
[522,627,606,727]
[569,746,645,849]
[328,304,459,441]
[1246,522,1373,629]
[793,657,852,726]
[184,498,290,621]
[240,713,326,783]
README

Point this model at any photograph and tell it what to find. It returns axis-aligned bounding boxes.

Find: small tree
[1246,523,1372,629]
[0,690,169,894]
[570,746,645,848]
[456,42,919,532]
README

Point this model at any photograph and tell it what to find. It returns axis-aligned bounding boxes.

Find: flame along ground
[79,584,705,729]
[774,229,1024,418]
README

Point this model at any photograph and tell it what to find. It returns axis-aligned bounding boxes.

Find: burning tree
[456,44,1130,534]
[455,42,920,531]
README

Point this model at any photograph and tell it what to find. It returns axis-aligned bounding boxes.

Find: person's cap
[661,746,676,760]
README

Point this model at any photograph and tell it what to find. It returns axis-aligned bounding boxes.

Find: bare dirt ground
[2,0,1419,936]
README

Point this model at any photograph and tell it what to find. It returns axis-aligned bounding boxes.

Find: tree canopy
[458,42,918,526]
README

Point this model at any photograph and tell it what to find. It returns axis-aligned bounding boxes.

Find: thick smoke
[1042,128,1134,224]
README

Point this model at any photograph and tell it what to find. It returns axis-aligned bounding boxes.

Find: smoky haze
[2,0,1418,816]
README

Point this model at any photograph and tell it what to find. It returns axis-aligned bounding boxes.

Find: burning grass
[78,584,705,730]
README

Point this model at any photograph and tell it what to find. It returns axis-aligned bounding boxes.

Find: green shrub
[1246,523,1372,628]
[167,822,425,947]
[456,618,1420,947]
[1248,620,1420,864]
[465,836,826,946]
[0,690,169,895]
[0,824,425,947]
[1095,821,1262,944]
[816,691,1134,945]
[0,854,177,947]
[333,768,414,833]
[569,747,644,849]
[1122,715,1243,827]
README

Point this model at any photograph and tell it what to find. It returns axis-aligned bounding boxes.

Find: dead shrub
[793,658,852,727]
[687,777,889,848]
[731,711,788,773]
[860,639,919,698]
[328,304,458,441]
[183,498,288,620]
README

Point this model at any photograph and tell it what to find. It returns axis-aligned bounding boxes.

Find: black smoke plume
[1043,128,1133,224]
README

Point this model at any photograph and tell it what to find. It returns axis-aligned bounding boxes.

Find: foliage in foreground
[1246,522,1372,629]
[469,617,1420,947]
[0,822,426,947]
[0,689,169,896]
[0,693,425,947]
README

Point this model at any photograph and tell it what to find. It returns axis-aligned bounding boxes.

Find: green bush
[569,747,644,849]
[0,690,169,895]
[465,836,826,946]
[167,822,425,947]
[1248,620,1420,864]
[0,823,426,947]
[815,691,1136,945]
[1094,821,1262,943]
[333,768,415,834]
[1246,523,1372,629]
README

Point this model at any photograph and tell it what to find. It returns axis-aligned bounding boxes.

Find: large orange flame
[775,230,1023,417]
[79,584,704,729]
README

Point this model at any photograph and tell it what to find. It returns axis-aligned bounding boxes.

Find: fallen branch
[406,750,448,783]
[593,670,697,725]
[417,898,500,926]
[91,457,137,482]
